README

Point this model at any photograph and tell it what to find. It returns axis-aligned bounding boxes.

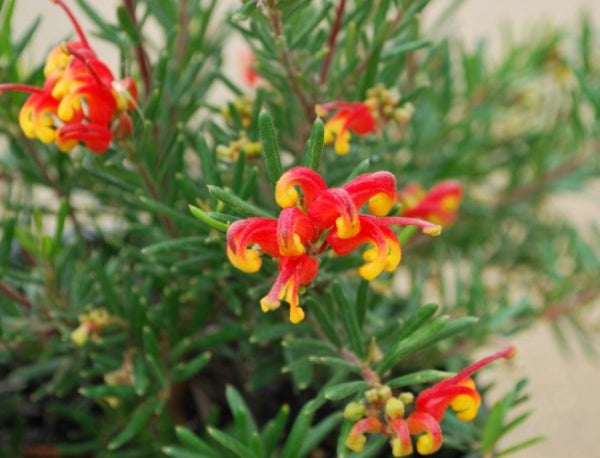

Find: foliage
[0,0,598,456]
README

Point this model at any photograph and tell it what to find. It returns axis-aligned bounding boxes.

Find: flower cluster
[344,346,516,456]
[0,0,137,153]
[226,166,442,323]
[399,180,463,227]
[70,308,114,346]
[316,84,414,155]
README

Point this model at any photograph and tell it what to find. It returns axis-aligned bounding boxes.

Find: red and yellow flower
[344,346,516,456]
[226,166,441,322]
[316,102,376,155]
[0,0,137,153]
[399,180,463,227]
[317,84,414,155]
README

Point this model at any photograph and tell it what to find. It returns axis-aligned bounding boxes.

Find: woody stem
[266,0,314,123]
[123,0,152,97]
[320,0,347,84]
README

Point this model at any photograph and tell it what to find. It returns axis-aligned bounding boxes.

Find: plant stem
[320,0,347,85]
[266,0,314,122]
[495,157,583,206]
[126,145,178,238]
[123,0,152,97]
[0,281,33,309]
[542,284,600,321]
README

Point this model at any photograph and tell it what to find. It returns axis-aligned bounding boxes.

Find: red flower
[316,102,376,155]
[344,346,516,456]
[0,0,137,153]
[406,345,517,455]
[399,180,463,227]
[226,167,441,322]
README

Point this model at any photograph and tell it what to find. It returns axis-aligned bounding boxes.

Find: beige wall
[12,1,600,456]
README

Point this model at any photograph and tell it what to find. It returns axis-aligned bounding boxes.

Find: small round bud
[385,398,405,419]
[343,402,366,421]
[399,392,414,405]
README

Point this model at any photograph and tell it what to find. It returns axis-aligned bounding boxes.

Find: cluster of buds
[222,96,254,129]
[0,0,137,153]
[398,181,463,227]
[70,308,114,346]
[226,166,442,323]
[316,85,414,155]
[216,132,262,162]
[344,346,516,456]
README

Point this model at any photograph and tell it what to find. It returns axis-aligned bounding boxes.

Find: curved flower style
[344,346,516,456]
[226,166,441,322]
[0,0,137,153]
[399,180,463,227]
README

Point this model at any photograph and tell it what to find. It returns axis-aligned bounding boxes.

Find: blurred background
[11,1,600,456]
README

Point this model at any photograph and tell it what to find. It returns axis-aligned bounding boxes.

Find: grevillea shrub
[0,1,599,456]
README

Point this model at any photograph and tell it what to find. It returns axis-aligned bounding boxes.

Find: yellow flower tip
[391,437,413,457]
[368,193,395,216]
[289,306,305,324]
[334,135,351,155]
[275,185,299,209]
[506,346,518,359]
[70,324,90,346]
[335,216,360,239]
[422,225,442,237]
[343,402,366,421]
[384,239,401,272]
[260,296,280,313]
[451,393,480,421]
[358,261,383,281]
[345,434,367,453]
[416,433,437,455]
[227,247,262,273]
[385,398,405,419]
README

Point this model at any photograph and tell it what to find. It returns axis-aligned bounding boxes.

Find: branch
[266,0,315,122]
[542,285,600,321]
[319,0,347,84]
[495,157,584,207]
[123,0,152,97]
[0,281,33,310]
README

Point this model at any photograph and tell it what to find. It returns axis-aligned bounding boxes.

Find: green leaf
[377,315,478,374]
[397,303,438,341]
[207,185,273,218]
[258,110,283,186]
[107,397,163,450]
[189,205,229,232]
[302,118,325,171]
[324,381,369,401]
[172,352,212,382]
[225,385,258,445]
[497,436,546,457]
[175,426,220,455]
[141,236,208,255]
[387,370,453,389]
[333,283,366,358]
[261,404,290,455]
[207,427,259,458]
